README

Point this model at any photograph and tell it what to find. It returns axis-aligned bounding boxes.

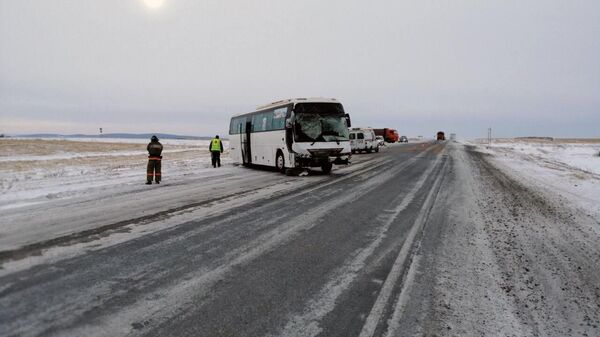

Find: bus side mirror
[285,118,293,128]
[345,114,351,127]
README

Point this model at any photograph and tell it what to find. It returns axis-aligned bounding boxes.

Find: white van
[349,128,379,153]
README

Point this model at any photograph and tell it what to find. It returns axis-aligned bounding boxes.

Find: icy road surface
[1,141,599,337]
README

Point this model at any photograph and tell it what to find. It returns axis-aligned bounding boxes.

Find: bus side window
[231,118,240,134]
[272,108,286,130]
[265,111,274,131]
[349,133,356,140]
[231,117,244,134]
[262,116,268,131]
[236,119,241,134]
[358,133,365,139]
[252,114,261,132]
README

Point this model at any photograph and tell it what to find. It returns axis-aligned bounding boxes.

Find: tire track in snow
[52,150,434,337]
[0,159,398,336]
[274,154,442,337]
[0,156,389,265]
[359,153,448,337]
[0,158,395,336]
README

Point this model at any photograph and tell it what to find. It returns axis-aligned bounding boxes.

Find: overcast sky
[1,0,599,139]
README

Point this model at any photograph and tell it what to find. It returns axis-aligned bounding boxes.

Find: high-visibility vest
[211,139,221,152]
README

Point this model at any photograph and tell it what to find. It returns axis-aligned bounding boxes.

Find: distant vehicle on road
[229,98,352,174]
[375,136,385,147]
[349,128,379,153]
[373,128,399,143]
[437,131,445,141]
[399,136,408,143]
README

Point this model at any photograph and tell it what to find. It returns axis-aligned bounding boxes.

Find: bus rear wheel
[276,152,285,173]
[321,162,333,174]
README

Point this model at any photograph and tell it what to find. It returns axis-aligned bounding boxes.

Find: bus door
[241,120,252,165]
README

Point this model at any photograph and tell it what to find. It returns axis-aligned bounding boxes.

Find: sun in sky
[142,0,165,10]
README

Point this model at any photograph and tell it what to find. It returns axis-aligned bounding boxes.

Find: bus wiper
[311,132,329,146]
[328,135,340,145]
[321,132,341,145]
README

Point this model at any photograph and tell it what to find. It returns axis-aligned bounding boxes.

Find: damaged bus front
[289,100,352,173]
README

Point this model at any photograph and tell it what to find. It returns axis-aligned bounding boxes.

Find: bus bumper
[333,156,350,165]
[295,154,350,167]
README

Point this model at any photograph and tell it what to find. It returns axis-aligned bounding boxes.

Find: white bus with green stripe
[228,98,352,174]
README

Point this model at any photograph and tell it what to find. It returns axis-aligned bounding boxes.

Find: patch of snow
[470,139,600,220]
[0,148,193,163]
[0,138,230,210]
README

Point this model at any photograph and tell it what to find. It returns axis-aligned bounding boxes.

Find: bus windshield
[294,103,350,142]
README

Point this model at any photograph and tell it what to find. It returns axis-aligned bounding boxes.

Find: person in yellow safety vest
[146,135,163,184]
[210,135,224,168]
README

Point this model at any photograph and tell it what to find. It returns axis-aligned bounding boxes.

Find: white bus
[229,98,352,174]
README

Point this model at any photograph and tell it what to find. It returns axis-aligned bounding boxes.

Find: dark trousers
[147,158,161,182]
[211,151,221,167]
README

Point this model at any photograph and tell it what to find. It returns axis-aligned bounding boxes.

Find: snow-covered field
[470,138,600,219]
[0,137,230,210]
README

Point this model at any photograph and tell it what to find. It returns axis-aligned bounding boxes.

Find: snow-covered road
[1,140,599,337]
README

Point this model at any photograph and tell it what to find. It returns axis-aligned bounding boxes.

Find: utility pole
[487,127,492,146]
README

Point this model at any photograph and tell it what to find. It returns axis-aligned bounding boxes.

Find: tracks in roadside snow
[0,143,447,337]
[275,151,448,337]
[467,147,600,336]
[59,146,444,337]
[0,185,273,264]
[0,146,440,336]
[358,152,449,337]
[0,152,393,265]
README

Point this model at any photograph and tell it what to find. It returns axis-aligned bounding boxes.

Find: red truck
[373,128,399,143]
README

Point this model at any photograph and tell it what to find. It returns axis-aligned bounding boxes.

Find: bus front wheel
[276,152,285,173]
[321,162,333,174]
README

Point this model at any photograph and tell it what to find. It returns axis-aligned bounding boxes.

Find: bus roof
[256,97,339,110]
[231,97,340,118]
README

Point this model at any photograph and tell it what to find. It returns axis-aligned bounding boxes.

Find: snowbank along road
[1,142,599,337]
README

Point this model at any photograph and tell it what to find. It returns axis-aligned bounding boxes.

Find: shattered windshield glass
[294,103,350,142]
